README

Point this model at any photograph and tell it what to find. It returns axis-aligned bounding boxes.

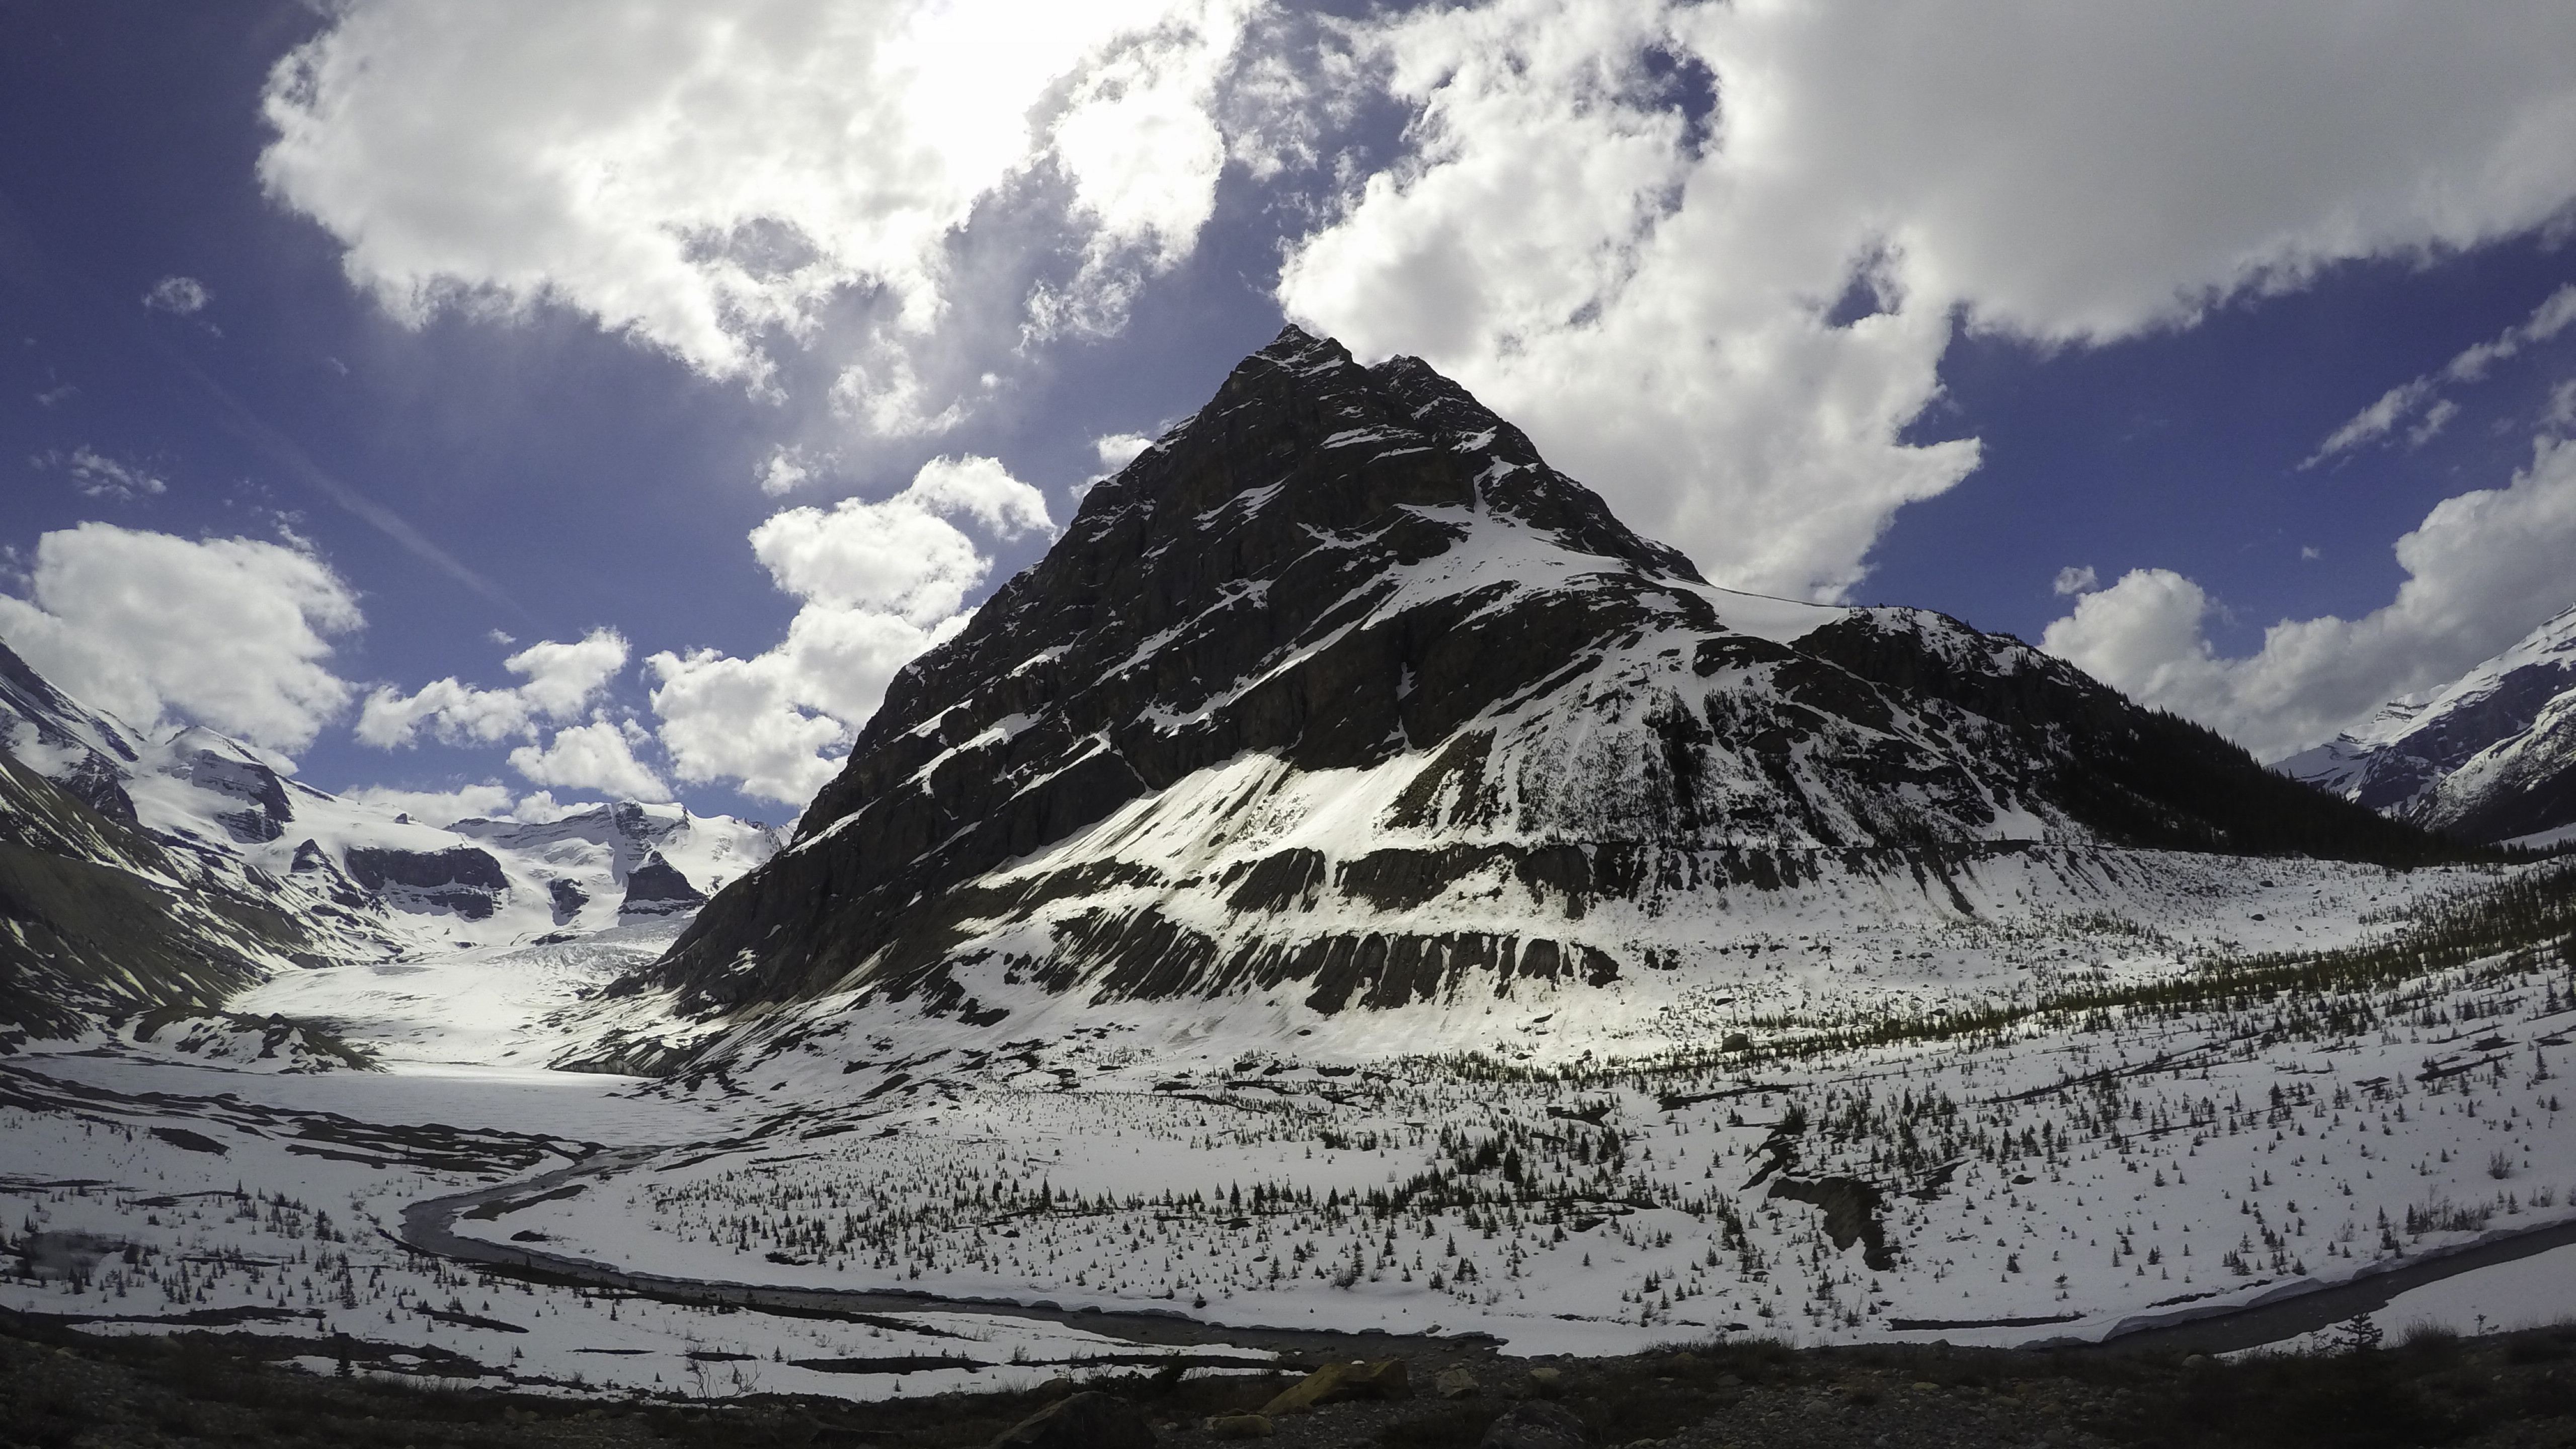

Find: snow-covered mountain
[0,637,778,1036]
[6,330,2562,1373]
[2276,603,2576,846]
[592,327,2445,1075]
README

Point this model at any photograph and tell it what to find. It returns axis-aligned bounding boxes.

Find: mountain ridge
[611,327,2452,1055]
[2277,602,2576,845]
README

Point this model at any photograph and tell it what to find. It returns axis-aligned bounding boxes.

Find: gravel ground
[6,1310,2574,1449]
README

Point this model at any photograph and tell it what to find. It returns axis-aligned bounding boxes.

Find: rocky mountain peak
[618,329,2440,1029]
[807,325,1700,837]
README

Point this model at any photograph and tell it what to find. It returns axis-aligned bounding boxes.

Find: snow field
[0,1063,1268,1400]
[476,936,2576,1356]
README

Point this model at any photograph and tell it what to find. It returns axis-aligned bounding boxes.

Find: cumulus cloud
[355,628,629,748]
[143,276,209,315]
[1280,0,2576,597]
[33,447,168,503]
[2052,565,2099,598]
[0,524,360,750]
[758,447,815,497]
[648,456,1050,803]
[2305,282,2576,465]
[258,0,1257,404]
[1093,433,1153,471]
[503,790,589,824]
[340,781,517,826]
[507,718,671,801]
[2043,436,2576,761]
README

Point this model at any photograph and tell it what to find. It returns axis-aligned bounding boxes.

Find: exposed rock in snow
[618,850,707,917]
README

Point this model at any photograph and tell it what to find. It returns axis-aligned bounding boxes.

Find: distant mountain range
[2275,603,2576,847]
[0,638,775,1038]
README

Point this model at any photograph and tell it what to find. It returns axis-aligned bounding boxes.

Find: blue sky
[5,1,2575,826]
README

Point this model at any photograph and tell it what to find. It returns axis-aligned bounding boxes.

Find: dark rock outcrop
[618,852,705,917]
[343,846,508,920]
[180,740,294,845]
[287,838,371,909]
[548,877,590,922]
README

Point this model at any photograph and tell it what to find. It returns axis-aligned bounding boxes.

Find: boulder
[1479,1401,1587,1449]
[989,1392,1155,1449]
[1260,1358,1411,1415]
[1436,1366,1482,1400]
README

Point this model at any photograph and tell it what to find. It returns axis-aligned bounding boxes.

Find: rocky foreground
[6,1309,2572,1449]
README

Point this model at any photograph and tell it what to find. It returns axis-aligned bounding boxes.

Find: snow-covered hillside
[2278,603,2576,846]
[0,637,776,1040]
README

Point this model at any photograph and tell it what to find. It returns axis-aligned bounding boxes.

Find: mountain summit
[613,328,2436,1049]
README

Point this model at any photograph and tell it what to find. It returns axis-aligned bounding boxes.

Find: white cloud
[1280,0,2576,598]
[143,276,210,315]
[747,455,1053,626]
[1027,1,1252,340]
[2306,282,2576,464]
[2052,565,2098,597]
[902,454,1058,541]
[507,718,671,801]
[34,447,168,502]
[2042,436,2576,761]
[2548,379,2576,432]
[356,628,628,748]
[649,610,968,804]
[258,0,1257,404]
[0,523,360,750]
[504,790,596,824]
[648,455,1049,803]
[1093,432,1153,471]
[758,447,814,497]
[341,782,517,826]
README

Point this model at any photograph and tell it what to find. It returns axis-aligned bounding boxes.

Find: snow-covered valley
[6,328,2575,1407]
[5,845,2572,1400]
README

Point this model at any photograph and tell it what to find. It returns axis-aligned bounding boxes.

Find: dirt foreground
[6,1308,2575,1449]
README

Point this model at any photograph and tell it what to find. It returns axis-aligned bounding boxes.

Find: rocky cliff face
[619,328,2439,1036]
[2278,603,2576,845]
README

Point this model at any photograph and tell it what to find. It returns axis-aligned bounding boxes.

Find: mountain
[2276,603,2576,846]
[0,743,318,1037]
[604,327,2446,1060]
[0,637,779,1036]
